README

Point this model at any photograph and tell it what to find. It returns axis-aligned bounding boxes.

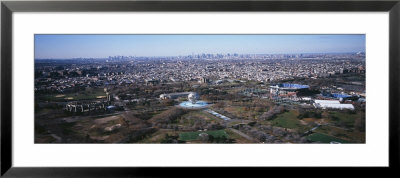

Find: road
[202,109,257,142]
[228,128,256,142]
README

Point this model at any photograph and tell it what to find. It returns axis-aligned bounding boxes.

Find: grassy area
[36,88,106,102]
[225,129,254,143]
[223,106,263,120]
[270,110,310,132]
[140,130,177,143]
[314,125,365,143]
[328,111,361,128]
[227,121,242,127]
[35,123,48,134]
[306,132,349,143]
[179,130,228,141]
[35,135,57,143]
[179,111,220,127]
[59,122,76,135]
[189,111,219,121]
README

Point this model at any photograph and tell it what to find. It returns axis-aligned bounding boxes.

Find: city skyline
[35,34,366,59]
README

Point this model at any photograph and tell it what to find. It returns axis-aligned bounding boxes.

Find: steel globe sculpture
[188,92,200,104]
[178,92,208,109]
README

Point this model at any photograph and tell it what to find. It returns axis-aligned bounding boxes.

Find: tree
[259,105,285,120]
[208,135,214,143]
[85,134,91,143]
[161,99,175,106]
[214,102,225,109]
[354,116,366,132]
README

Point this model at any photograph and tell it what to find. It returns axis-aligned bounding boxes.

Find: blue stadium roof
[278,83,309,89]
[331,93,352,98]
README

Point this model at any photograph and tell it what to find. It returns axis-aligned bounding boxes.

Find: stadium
[325,93,352,99]
[269,83,310,97]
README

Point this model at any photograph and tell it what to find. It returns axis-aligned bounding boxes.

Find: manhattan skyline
[35,34,365,59]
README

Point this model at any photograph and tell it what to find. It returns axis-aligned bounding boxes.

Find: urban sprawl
[35,52,366,144]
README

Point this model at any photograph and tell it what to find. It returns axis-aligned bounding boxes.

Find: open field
[36,88,106,102]
[140,129,178,143]
[328,111,363,128]
[306,132,349,143]
[270,110,311,132]
[222,106,262,120]
[182,111,219,122]
[314,125,365,143]
[179,130,228,141]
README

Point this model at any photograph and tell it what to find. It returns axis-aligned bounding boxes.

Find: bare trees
[149,108,187,128]
[354,116,366,132]
[259,105,285,120]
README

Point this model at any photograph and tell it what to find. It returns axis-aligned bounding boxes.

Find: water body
[205,109,231,121]
[179,101,209,109]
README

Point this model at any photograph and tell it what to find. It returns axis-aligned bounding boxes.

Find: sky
[34,34,365,59]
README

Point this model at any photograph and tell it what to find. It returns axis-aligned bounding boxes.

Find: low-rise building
[313,100,354,110]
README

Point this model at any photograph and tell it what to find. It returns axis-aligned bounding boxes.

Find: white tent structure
[314,100,340,104]
[313,100,355,110]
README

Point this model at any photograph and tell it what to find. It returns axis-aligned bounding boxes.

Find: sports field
[179,130,228,141]
[306,133,349,143]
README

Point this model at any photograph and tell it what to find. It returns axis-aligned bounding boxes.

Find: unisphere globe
[188,92,200,104]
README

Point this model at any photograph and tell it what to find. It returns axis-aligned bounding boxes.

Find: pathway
[228,128,256,142]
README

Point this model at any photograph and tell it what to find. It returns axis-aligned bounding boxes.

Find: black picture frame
[1,0,399,177]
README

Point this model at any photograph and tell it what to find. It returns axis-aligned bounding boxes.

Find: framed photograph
[1,0,399,177]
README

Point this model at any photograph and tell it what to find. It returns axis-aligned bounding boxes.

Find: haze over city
[35,34,365,59]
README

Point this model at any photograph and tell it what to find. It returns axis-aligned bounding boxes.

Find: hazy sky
[34,34,365,59]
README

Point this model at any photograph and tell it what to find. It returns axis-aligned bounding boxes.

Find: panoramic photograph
[34,34,366,144]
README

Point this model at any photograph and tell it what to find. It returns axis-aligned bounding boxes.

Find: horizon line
[34,51,365,60]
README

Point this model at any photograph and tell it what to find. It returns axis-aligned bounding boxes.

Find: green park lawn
[328,111,363,128]
[179,130,228,141]
[271,110,310,132]
[306,132,349,143]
